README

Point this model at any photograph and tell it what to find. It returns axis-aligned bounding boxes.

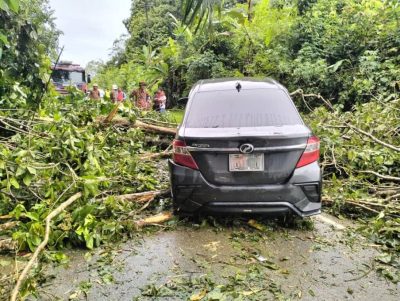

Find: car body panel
[169,78,322,217]
[169,160,321,217]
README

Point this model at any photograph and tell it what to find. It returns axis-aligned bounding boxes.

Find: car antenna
[236,82,242,92]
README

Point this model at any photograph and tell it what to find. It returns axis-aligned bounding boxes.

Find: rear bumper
[168,160,322,217]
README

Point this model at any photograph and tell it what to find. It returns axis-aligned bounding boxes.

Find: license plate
[229,153,264,172]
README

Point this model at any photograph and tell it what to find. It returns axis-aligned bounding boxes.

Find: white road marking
[314,214,346,230]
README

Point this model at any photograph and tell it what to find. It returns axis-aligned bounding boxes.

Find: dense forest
[0,0,399,299]
[95,0,400,109]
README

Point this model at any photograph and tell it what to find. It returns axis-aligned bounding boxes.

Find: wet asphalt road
[27,213,400,301]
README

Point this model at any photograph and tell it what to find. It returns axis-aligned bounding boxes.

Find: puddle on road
[6,214,399,300]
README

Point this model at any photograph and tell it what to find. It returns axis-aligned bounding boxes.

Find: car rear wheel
[277,213,300,227]
[172,196,193,218]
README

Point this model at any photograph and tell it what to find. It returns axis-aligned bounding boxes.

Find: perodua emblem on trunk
[239,143,254,154]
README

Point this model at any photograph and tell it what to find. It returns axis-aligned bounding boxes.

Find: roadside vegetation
[0,0,399,300]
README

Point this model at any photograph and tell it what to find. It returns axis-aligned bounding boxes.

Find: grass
[166,109,184,124]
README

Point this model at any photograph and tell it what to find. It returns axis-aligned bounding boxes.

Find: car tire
[172,197,193,218]
[277,213,299,227]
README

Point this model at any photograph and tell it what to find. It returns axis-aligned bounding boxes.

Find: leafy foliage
[0,0,60,109]
[1,0,400,297]
[96,0,400,109]
[0,93,170,252]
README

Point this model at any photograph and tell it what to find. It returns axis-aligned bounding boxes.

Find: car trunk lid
[184,126,310,185]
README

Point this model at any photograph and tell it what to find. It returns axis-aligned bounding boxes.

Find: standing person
[110,84,119,103]
[104,88,111,100]
[154,87,167,113]
[130,81,151,110]
[89,83,101,100]
[117,87,126,102]
[99,88,105,99]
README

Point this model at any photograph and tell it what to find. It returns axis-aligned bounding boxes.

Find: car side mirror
[87,74,91,84]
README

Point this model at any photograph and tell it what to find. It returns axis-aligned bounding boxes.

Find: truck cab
[51,61,88,95]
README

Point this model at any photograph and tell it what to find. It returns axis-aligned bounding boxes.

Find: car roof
[194,78,285,92]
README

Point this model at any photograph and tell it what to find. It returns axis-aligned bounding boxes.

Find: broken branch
[290,89,334,111]
[102,189,170,203]
[104,103,121,123]
[139,151,172,161]
[0,221,19,232]
[347,124,400,152]
[10,192,82,301]
[98,115,176,135]
[358,170,400,182]
[322,197,382,214]
[134,120,176,135]
[135,211,174,227]
[0,238,17,251]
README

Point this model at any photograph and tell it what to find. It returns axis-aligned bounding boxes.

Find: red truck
[51,61,89,95]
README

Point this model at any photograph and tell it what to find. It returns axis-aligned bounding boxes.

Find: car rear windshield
[185,89,302,128]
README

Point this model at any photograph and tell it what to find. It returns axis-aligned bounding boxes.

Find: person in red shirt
[110,85,126,103]
[117,87,125,102]
[154,88,167,113]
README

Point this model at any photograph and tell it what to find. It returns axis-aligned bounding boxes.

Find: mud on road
[25,213,398,301]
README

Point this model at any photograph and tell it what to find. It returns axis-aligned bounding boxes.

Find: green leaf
[86,235,94,249]
[53,112,62,122]
[5,0,19,13]
[0,0,8,11]
[23,173,33,186]
[27,166,37,175]
[10,204,26,219]
[16,166,25,177]
[0,33,8,45]
[376,253,392,264]
[10,177,20,189]
[25,211,39,221]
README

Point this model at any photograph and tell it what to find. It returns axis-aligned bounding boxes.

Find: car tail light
[172,139,199,170]
[296,136,320,168]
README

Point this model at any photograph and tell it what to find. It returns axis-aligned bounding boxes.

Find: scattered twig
[0,221,19,232]
[10,192,82,301]
[139,150,172,161]
[347,124,400,152]
[345,261,375,282]
[139,117,177,127]
[323,197,400,211]
[358,170,400,182]
[101,189,170,203]
[322,197,380,214]
[386,193,400,202]
[290,89,334,111]
[0,238,17,251]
